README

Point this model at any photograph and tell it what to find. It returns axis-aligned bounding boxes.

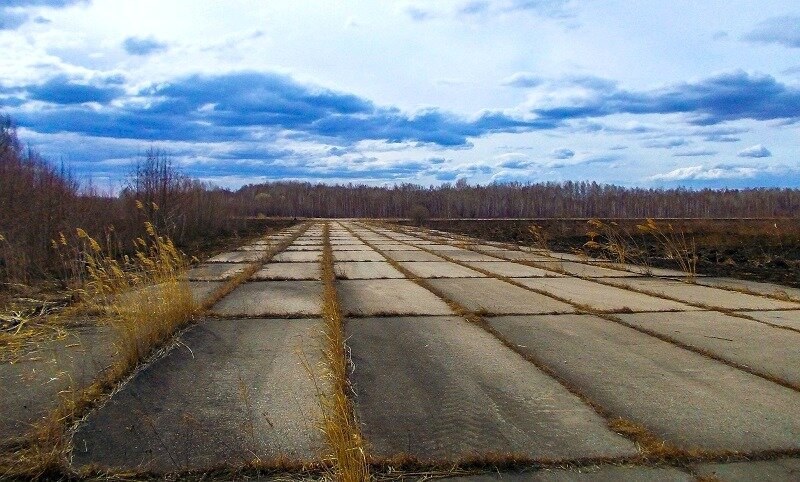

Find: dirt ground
[400,218,800,288]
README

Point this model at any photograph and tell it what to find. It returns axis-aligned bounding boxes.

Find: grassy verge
[318,222,369,482]
[1,223,309,479]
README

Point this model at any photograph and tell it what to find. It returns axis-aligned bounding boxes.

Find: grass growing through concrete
[347,223,688,463]
[1,223,310,479]
[358,223,800,466]
[2,221,195,478]
[319,222,369,482]
[198,223,311,311]
[636,218,697,281]
[385,222,800,393]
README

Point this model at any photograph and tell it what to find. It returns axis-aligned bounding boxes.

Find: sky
[1,0,799,190]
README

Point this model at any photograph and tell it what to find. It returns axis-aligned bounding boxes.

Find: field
[1,219,799,481]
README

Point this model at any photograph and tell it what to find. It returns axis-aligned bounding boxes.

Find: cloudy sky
[1,0,799,189]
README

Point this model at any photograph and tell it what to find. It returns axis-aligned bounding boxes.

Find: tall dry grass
[55,202,196,366]
[318,222,369,482]
[636,218,697,280]
[2,210,197,479]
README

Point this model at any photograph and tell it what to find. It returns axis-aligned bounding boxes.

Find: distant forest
[239,180,800,219]
[2,114,799,281]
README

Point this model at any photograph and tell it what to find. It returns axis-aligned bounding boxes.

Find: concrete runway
[8,220,799,480]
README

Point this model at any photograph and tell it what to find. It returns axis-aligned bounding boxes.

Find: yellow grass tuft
[1,218,197,478]
[73,220,196,370]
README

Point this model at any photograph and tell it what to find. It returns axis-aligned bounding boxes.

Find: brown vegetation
[410,218,800,288]
[237,180,800,219]
[1,222,196,478]
[0,117,263,287]
[318,222,369,481]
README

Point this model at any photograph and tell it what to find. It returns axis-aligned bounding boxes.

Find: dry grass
[635,219,697,281]
[2,220,196,478]
[528,224,550,251]
[2,222,310,479]
[584,219,650,271]
[318,222,369,482]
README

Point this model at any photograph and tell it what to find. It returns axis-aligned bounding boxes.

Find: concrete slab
[604,278,800,311]
[189,281,224,303]
[347,317,636,460]
[451,465,693,481]
[187,263,250,281]
[495,250,563,263]
[210,281,322,317]
[272,251,322,263]
[547,262,641,278]
[617,311,800,385]
[207,251,264,263]
[692,457,800,481]
[71,318,325,472]
[374,244,421,251]
[550,252,605,262]
[426,278,575,315]
[441,250,501,262]
[464,261,563,278]
[338,279,454,316]
[251,262,321,281]
[1,324,116,442]
[515,278,695,312]
[470,244,509,252]
[426,244,467,251]
[292,240,323,246]
[613,263,694,278]
[284,245,323,252]
[332,245,372,251]
[333,250,385,262]
[743,310,800,331]
[488,314,800,452]
[335,261,405,279]
[398,261,485,278]
[696,277,800,302]
[382,250,445,262]
[237,245,272,251]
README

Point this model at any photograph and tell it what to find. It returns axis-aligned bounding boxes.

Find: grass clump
[65,215,195,368]
[2,212,197,479]
[528,224,550,252]
[636,218,697,281]
[319,222,369,482]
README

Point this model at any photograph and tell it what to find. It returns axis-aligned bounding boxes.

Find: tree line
[239,180,800,219]
[3,113,799,282]
[0,116,246,282]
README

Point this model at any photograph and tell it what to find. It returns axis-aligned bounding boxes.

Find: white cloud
[2,0,800,188]
[737,144,771,158]
[502,72,542,88]
[650,165,758,181]
[549,147,574,159]
[743,16,800,48]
